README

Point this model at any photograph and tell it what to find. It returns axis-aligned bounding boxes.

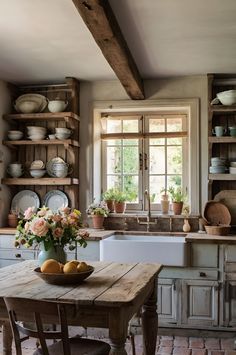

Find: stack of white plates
[27,126,47,140]
[229,162,236,174]
[55,127,72,140]
[15,94,48,113]
[209,157,227,174]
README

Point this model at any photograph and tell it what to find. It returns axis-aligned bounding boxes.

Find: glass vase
[38,243,66,266]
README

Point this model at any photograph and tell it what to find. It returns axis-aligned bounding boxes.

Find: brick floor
[0,328,236,354]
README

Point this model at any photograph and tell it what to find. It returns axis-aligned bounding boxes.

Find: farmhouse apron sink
[100,233,188,266]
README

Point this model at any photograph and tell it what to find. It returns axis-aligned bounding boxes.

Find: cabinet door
[181,279,219,327]
[158,278,178,326]
[222,280,236,327]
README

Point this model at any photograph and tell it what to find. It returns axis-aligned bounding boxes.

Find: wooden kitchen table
[0,260,162,355]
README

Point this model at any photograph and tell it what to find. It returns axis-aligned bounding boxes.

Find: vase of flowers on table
[14,206,88,266]
[86,201,109,229]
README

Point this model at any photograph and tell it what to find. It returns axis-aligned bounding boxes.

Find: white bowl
[55,128,71,134]
[27,126,46,132]
[229,167,236,174]
[48,134,56,140]
[48,100,68,113]
[15,100,40,113]
[55,133,71,140]
[209,166,226,174]
[230,162,236,167]
[28,134,46,141]
[217,90,236,105]
[8,130,23,140]
[29,169,46,178]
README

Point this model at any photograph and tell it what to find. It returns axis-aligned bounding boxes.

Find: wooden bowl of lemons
[34,259,94,285]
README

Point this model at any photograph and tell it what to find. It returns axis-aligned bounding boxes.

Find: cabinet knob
[15,253,21,258]
[199,272,206,277]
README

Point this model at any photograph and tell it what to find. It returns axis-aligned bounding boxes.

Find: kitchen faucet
[137,190,157,231]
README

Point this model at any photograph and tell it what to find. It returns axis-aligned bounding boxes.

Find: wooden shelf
[208,174,236,181]
[3,139,80,148]
[209,136,236,143]
[2,178,79,186]
[3,111,80,122]
[209,105,236,113]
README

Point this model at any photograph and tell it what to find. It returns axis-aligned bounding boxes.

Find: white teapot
[48,100,68,113]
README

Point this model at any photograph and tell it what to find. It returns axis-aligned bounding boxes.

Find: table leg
[141,278,158,355]
[109,310,128,355]
[2,320,13,355]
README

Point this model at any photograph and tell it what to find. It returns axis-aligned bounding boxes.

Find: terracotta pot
[105,199,114,212]
[172,201,183,215]
[92,215,105,229]
[114,202,126,213]
[8,214,18,228]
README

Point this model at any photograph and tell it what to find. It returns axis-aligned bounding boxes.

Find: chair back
[4,297,71,355]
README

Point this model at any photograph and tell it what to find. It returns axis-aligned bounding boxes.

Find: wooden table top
[0,260,162,307]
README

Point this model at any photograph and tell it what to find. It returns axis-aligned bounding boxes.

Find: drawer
[190,243,218,268]
[0,235,15,248]
[225,245,236,262]
[0,248,35,261]
[160,267,218,280]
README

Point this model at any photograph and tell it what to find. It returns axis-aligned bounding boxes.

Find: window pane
[167,146,182,174]
[167,137,182,145]
[149,176,165,202]
[123,146,139,173]
[107,139,121,146]
[149,138,165,145]
[107,146,121,173]
[123,139,139,146]
[150,146,165,174]
[167,118,182,132]
[167,175,182,190]
[123,119,139,132]
[107,175,122,189]
[124,175,139,202]
[107,119,121,133]
[149,118,165,132]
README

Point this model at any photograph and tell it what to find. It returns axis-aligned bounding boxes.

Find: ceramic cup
[212,126,226,137]
[229,126,236,137]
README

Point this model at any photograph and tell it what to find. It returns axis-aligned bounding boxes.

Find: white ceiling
[0,0,235,84]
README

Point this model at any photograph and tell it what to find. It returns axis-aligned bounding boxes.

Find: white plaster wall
[79,75,208,217]
[0,81,12,226]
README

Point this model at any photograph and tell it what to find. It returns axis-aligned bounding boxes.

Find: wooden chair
[4,297,111,355]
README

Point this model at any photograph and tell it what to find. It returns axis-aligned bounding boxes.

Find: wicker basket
[205,225,231,236]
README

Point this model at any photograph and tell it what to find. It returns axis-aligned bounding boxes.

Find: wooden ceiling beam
[72,0,145,100]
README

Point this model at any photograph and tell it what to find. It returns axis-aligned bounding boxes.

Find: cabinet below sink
[100,233,189,266]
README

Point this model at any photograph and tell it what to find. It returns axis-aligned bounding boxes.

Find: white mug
[212,126,226,137]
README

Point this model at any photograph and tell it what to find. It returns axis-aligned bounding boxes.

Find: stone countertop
[0,227,115,241]
[186,232,236,243]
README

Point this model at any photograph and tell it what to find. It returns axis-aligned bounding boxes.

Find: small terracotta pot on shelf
[114,202,126,214]
[8,213,18,228]
[172,201,183,215]
[105,199,114,213]
[92,215,105,229]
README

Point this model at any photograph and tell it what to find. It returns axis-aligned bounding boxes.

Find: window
[101,112,188,211]
[93,99,199,214]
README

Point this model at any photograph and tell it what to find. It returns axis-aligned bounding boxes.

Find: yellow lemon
[70,260,80,266]
[63,261,77,274]
[77,261,89,272]
[41,259,61,274]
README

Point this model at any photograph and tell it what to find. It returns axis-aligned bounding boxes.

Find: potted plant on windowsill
[86,201,109,229]
[102,188,116,213]
[113,190,127,214]
[168,186,187,215]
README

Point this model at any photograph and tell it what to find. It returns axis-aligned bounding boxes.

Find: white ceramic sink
[100,234,188,266]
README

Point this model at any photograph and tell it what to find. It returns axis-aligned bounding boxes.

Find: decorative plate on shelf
[11,190,40,215]
[30,160,45,170]
[34,266,94,285]
[42,190,69,212]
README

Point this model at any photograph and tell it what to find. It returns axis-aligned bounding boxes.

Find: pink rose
[37,209,47,217]
[60,207,71,215]
[53,214,62,223]
[30,218,48,237]
[24,207,34,220]
[53,227,63,238]
[24,221,30,233]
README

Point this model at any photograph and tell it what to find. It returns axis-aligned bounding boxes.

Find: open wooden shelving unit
[208,74,236,199]
[2,77,81,209]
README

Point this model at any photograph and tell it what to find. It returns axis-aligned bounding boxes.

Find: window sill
[107,212,200,219]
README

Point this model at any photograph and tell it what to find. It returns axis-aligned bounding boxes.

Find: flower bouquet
[15,206,88,263]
